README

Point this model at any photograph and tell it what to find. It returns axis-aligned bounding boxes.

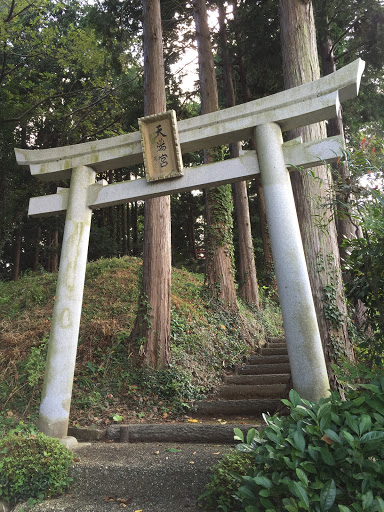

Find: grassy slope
[0,256,282,433]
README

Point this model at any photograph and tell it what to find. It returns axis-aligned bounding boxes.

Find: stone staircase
[194,337,291,418]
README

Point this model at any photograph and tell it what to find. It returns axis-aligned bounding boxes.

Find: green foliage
[1,257,281,425]
[233,380,384,511]
[201,450,254,511]
[0,432,73,506]
[0,416,38,440]
[340,138,384,367]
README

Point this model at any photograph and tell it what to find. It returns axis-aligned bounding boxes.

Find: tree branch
[78,114,124,142]
[1,87,104,124]
[330,22,355,54]
[4,0,16,22]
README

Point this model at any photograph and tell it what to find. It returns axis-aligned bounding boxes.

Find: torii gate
[15,59,365,444]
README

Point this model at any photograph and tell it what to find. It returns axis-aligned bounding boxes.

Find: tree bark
[279,0,354,385]
[233,5,274,278]
[217,0,259,307]
[33,225,41,271]
[132,201,138,255]
[130,0,171,368]
[50,230,59,273]
[319,34,362,263]
[12,226,21,281]
[193,0,238,310]
[187,195,198,260]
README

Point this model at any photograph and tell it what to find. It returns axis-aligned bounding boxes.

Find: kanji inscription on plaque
[139,110,183,182]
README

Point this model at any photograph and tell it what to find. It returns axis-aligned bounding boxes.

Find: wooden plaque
[139,110,184,182]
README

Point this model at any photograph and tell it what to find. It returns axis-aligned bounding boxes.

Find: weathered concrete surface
[237,363,291,375]
[194,398,282,417]
[38,166,96,439]
[118,423,252,444]
[248,354,290,365]
[13,442,233,512]
[261,346,288,356]
[67,427,106,442]
[218,384,286,399]
[28,136,344,217]
[224,373,290,385]
[16,59,364,181]
[256,122,330,401]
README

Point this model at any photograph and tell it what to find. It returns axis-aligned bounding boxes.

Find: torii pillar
[255,123,329,401]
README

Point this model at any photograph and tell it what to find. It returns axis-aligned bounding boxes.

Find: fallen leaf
[189,461,195,464]
[188,419,198,423]
[153,450,160,455]
[167,448,181,453]
[212,452,221,455]
[321,434,335,446]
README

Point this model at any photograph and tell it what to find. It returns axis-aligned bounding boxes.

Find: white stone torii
[15,59,365,444]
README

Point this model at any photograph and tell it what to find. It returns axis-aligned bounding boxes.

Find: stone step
[268,337,286,344]
[194,398,282,417]
[248,354,290,365]
[16,443,232,512]
[224,373,290,385]
[109,423,253,444]
[261,346,288,356]
[238,363,291,375]
[266,342,287,349]
[218,383,286,400]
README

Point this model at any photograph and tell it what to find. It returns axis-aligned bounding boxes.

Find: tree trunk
[319,34,362,264]
[187,195,198,260]
[233,8,274,277]
[132,201,138,255]
[193,0,238,310]
[33,225,41,271]
[279,0,354,386]
[12,226,21,281]
[51,230,59,273]
[130,0,171,368]
[217,0,259,307]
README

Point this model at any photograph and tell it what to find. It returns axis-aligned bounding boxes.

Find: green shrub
[233,379,384,511]
[0,432,73,506]
[201,450,255,511]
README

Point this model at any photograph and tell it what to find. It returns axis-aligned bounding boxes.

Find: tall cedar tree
[193,0,238,310]
[130,0,171,368]
[315,1,360,265]
[279,0,354,386]
[230,1,275,280]
[217,0,259,307]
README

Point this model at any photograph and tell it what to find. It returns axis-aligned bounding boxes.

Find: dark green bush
[201,450,254,511]
[233,380,384,511]
[0,432,73,506]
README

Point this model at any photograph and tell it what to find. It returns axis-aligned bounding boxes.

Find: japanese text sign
[139,110,184,182]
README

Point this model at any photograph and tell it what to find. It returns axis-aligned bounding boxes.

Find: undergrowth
[202,365,384,511]
[0,256,282,432]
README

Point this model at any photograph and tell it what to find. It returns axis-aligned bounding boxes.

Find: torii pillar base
[255,123,330,402]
